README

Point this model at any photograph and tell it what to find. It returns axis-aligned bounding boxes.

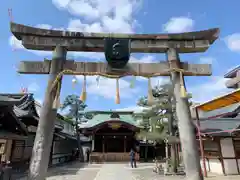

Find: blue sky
[1,0,240,112]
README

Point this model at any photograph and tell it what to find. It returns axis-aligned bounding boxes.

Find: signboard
[108,123,121,130]
[18,61,212,76]
[21,35,210,53]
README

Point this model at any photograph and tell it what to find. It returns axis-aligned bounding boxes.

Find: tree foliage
[136,83,178,142]
[137,83,193,139]
[61,94,88,122]
[60,94,88,162]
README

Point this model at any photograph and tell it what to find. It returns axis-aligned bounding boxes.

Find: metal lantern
[104,38,131,69]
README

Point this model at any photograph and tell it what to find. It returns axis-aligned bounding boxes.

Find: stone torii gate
[10,22,219,180]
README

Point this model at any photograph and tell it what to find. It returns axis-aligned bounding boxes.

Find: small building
[193,67,240,120]
[192,89,240,175]
[196,118,240,175]
[0,95,28,165]
[0,93,77,170]
[224,65,240,89]
[50,115,77,166]
[79,111,160,162]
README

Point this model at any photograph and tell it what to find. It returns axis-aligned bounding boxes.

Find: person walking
[129,148,137,168]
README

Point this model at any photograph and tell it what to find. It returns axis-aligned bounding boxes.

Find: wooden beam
[18,61,212,76]
[20,35,211,53]
[11,22,219,43]
[11,22,219,53]
[17,60,51,74]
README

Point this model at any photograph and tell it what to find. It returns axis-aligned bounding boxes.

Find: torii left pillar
[28,46,66,180]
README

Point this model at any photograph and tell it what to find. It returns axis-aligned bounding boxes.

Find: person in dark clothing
[86,148,90,162]
[75,148,80,159]
[129,148,137,168]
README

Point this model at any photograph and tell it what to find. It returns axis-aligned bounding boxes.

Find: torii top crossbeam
[10,22,219,53]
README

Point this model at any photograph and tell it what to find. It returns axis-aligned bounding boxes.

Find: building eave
[224,66,240,78]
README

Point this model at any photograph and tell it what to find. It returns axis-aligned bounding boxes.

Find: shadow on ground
[14,161,95,179]
[47,162,88,176]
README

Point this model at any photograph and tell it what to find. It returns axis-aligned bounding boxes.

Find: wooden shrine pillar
[175,144,180,166]
[167,48,203,180]
[102,136,105,153]
[28,46,66,180]
[196,108,207,177]
[91,135,95,151]
[124,136,126,152]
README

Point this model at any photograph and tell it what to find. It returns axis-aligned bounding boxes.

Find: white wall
[201,159,223,174]
[221,138,239,175]
[200,138,240,175]
[56,119,75,136]
[62,123,75,136]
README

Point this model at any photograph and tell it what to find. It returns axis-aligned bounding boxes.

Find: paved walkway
[18,162,240,180]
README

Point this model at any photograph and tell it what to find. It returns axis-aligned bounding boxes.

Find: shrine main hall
[79,111,160,162]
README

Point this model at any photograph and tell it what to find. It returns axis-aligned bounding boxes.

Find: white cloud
[28,82,40,92]
[129,55,155,63]
[36,24,52,29]
[163,17,194,33]
[52,0,71,9]
[9,36,24,49]
[10,0,141,60]
[76,75,139,99]
[189,76,230,103]
[199,57,216,64]
[53,0,140,33]
[52,0,140,22]
[115,105,148,113]
[224,33,240,52]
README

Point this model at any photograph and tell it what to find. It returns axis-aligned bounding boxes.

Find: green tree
[61,94,87,162]
[137,83,179,172]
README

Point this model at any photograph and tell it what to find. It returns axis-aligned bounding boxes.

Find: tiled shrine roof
[79,111,141,129]
[0,93,72,131]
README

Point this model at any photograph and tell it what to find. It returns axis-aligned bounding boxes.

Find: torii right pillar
[167,48,203,180]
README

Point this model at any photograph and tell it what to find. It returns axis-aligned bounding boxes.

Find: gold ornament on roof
[109,123,121,129]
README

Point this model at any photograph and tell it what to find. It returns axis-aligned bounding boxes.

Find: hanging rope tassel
[115,78,120,104]
[179,71,187,98]
[53,82,61,109]
[80,76,87,102]
[147,78,154,105]
[130,76,136,89]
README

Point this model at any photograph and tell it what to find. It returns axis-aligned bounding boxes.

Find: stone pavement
[18,162,240,180]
